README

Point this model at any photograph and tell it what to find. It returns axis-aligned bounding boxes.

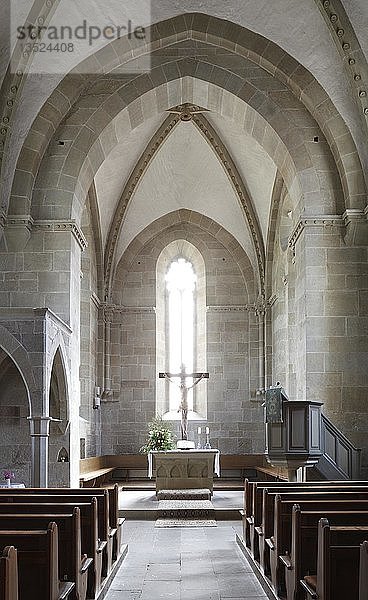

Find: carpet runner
[155,488,217,527]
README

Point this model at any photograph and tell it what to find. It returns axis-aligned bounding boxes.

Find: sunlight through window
[166,258,196,412]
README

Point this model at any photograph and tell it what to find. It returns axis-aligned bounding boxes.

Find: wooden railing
[314,414,361,480]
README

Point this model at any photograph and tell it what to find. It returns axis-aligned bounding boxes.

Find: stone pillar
[28,416,52,487]
[255,299,266,393]
[290,215,368,474]
[103,307,113,393]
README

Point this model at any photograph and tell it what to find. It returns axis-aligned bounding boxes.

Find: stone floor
[104,520,272,600]
[119,490,243,512]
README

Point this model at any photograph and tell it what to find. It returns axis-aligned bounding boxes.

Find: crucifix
[159,364,209,440]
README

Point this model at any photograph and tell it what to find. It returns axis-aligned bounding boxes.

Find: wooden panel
[325,428,336,461]
[310,406,321,450]
[270,423,283,450]
[289,407,306,450]
[336,440,350,474]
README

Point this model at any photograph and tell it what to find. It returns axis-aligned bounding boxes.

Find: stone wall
[101,215,264,455]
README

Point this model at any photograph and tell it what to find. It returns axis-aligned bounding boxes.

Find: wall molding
[206,304,253,313]
[102,303,155,316]
[33,220,88,250]
[288,214,344,250]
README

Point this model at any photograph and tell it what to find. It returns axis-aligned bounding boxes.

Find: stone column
[28,416,52,487]
[255,301,266,393]
[290,215,368,473]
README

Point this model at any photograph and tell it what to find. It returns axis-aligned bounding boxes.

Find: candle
[197,427,201,434]
[205,427,209,435]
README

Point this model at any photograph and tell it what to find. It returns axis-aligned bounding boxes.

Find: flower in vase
[3,470,15,481]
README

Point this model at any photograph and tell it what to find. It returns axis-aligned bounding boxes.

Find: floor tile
[103,521,270,600]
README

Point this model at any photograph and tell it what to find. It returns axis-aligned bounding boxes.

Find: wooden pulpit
[264,388,323,480]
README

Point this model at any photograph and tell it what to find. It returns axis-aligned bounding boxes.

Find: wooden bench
[0,501,101,600]
[360,541,368,600]
[79,456,146,486]
[253,486,368,567]
[0,486,123,562]
[272,497,368,597]
[280,504,368,600]
[243,479,368,558]
[0,510,92,600]
[300,519,368,600]
[0,491,113,579]
[0,523,75,600]
[0,546,18,600]
[260,488,368,577]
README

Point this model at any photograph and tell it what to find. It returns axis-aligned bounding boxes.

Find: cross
[159,364,209,440]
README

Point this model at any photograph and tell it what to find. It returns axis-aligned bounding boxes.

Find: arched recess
[0,349,32,486]
[48,346,70,487]
[8,12,365,225]
[156,240,207,421]
[110,211,263,453]
[0,324,35,413]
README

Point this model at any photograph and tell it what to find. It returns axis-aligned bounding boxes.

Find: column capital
[27,415,54,437]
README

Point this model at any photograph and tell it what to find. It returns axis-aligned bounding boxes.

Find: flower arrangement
[140,416,175,453]
[3,470,15,481]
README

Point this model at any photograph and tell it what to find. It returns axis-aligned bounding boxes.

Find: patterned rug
[155,517,217,527]
[157,488,211,501]
[155,490,217,527]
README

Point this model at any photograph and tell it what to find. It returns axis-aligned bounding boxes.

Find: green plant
[140,416,175,453]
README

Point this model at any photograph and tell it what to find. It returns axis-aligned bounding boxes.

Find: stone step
[158,499,215,519]
[157,488,211,501]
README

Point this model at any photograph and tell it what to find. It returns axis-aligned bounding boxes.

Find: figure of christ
[159,364,209,440]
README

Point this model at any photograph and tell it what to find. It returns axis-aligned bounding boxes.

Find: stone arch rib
[7,12,366,225]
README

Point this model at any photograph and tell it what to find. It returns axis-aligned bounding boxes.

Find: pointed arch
[104,109,265,301]
[156,240,207,420]
[0,324,35,414]
[8,12,365,235]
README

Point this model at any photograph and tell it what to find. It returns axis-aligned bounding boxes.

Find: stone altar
[148,449,220,494]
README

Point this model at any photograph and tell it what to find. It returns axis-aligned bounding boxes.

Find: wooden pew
[0,523,75,600]
[0,488,122,571]
[271,497,368,596]
[31,487,123,562]
[0,502,102,600]
[279,504,368,600]
[0,485,124,557]
[0,492,112,577]
[0,510,92,600]
[244,480,368,559]
[267,496,368,595]
[0,546,18,600]
[300,519,368,600]
[360,541,368,600]
[258,487,368,572]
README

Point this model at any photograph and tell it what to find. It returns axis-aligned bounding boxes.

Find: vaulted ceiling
[1,1,367,280]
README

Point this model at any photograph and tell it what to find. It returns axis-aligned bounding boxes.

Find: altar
[148,449,220,494]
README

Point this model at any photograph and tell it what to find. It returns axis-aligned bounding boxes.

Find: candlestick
[197,426,202,449]
[205,427,211,449]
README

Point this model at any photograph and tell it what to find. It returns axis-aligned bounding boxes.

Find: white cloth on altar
[148,449,220,478]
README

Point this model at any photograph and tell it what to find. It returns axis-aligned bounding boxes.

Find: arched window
[166,258,196,413]
[156,241,207,421]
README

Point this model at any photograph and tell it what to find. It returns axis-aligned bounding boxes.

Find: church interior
[0,1,368,599]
